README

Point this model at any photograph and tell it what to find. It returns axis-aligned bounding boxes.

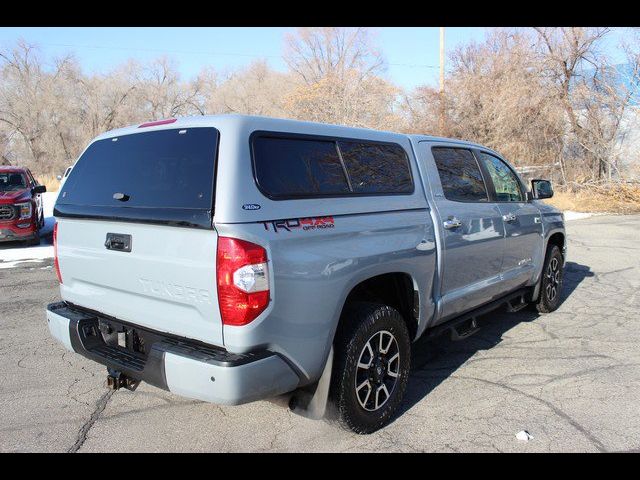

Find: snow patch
[0,242,54,269]
[564,211,595,221]
[0,257,51,269]
[42,190,58,217]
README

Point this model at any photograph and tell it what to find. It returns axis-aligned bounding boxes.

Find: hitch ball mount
[107,368,140,391]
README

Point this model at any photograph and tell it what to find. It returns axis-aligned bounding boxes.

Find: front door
[475,151,544,291]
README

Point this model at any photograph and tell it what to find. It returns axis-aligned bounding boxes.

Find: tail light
[216,237,270,326]
[53,222,63,284]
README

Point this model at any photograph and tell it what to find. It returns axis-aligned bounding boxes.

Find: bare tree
[405,30,565,174]
[284,27,384,84]
[76,61,140,140]
[1,131,14,165]
[0,41,80,173]
[531,27,622,180]
[206,60,293,116]
[285,70,401,129]
[135,57,204,119]
[283,27,400,129]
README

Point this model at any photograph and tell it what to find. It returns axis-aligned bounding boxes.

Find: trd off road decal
[262,216,335,233]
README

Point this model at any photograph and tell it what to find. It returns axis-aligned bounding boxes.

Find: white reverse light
[232,262,269,293]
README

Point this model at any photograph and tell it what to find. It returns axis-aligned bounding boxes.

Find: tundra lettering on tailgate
[139,278,211,304]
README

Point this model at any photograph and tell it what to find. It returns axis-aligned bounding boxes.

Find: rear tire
[330,302,411,434]
[534,245,564,313]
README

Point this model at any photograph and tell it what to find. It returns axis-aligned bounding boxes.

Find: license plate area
[88,318,154,360]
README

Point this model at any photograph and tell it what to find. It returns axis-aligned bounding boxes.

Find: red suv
[0,166,46,245]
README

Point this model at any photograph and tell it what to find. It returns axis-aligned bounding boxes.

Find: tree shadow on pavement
[396,261,595,419]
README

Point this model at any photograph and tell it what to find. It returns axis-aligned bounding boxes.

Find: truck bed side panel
[218,208,436,383]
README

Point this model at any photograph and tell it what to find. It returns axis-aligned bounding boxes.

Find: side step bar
[450,317,480,341]
[427,288,530,341]
[505,295,528,312]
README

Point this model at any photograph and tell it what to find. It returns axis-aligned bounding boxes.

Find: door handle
[443,217,462,229]
[502,213,517,223]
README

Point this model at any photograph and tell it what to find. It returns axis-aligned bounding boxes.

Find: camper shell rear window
[56,127,219,229]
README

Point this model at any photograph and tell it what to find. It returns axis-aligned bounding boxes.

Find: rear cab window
[431,147,488,202]
[57,127,219,228]
[337,141,413,194]
[251,133,414,199]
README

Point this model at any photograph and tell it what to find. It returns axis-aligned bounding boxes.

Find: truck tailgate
[57,218,222,346]
[53,126,222,346]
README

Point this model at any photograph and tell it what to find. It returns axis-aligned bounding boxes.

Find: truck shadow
[396,261,594,419]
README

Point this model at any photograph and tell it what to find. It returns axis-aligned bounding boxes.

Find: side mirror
[56,175,62,181]
[531,179,553,199]
[32,185,47,195]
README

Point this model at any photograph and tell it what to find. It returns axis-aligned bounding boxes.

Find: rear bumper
[46,302,300,405]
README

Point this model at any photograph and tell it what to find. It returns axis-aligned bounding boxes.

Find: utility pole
[439,27,445,135]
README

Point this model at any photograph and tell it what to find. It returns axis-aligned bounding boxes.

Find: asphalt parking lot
[1,214,639,452]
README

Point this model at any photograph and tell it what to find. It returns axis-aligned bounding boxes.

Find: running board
[427,288,530,340]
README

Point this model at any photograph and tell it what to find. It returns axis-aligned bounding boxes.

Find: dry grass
[38,174,60,193]
[545,182,640,214]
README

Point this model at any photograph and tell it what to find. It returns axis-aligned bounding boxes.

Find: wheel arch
[529,228,566,303]
[547,231,566,258]
[337,272,419,342]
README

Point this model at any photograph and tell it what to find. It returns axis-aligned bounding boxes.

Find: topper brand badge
[242,203,261,210]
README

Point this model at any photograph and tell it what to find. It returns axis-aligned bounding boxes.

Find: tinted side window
[253,137,350,198]
[338,141,413,194]
[431,147,488,202]
[478,152,524,202]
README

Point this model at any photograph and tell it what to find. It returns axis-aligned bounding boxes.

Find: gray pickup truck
[46,115,565,433]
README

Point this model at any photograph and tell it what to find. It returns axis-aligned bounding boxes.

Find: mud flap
[289,347,333,420]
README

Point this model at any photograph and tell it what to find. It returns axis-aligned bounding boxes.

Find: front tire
[330,302,411,434]
[534,244,564,313]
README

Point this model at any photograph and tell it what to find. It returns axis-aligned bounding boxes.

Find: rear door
[475,150,544,291]
[54,127,223,346]
[419,143,506,321]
